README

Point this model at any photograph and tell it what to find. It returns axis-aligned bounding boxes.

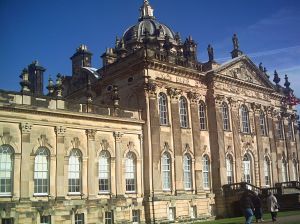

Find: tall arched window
[0,145,13,195]
[158,93,168,125]
[99,150,110,193]
[183,154,192,190]
[199,102,207,130]
[287,119,294,141]
[282,159,288,182]
[162,152,171,190]
[226,154,234,184]
[222,103,230,131]
[125,152,136,192]
[34,147,49,195]
[68,149,82,194]
[264,157,271,186]
[259,111,267,136]
[277,119,284,139]
[241,105,250,133]
[293,160,298,181]
[179,97,189,128]
[202,155,210,189]
[243,154,252,183]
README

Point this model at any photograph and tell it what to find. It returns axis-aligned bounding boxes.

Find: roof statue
[139,0,155,21]
[232,33,239,50]
[273,70,280,85]
[207,44,214,62]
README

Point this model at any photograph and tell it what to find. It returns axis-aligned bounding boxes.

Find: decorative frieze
[20,122,32,134]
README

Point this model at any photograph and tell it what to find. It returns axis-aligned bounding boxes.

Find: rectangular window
[132,210,140,224]
[34,179,48,195]
[169,207,175,221]
[75,213,84,224]
[41,215,51,224]
[105,211,114,224]
[277,121,284,139]
[1,218,14,224]
[68,178,81,193]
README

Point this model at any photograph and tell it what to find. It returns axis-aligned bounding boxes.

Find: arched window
[125,152,136,192]
[241,105,250,133]
[264,157,271,186]
[68,149,82,193]
[259,111,267,136]
[292,160,298,181]
[277,119,284,139]
[0,145,13,195]
[162,153,171,190]
[158,93,168,125]
[222,103,230,131]
[179,97,189,128]
[183,154,192,190]
[202,155,210,189]
[99,151,110,193]
[226,154,234,184]
[287,119,294,141]
[34,147,49,195]
[243,154,252,184]
[199,102,207,130]
[282,159,288,182]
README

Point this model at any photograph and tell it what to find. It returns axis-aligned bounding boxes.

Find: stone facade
[0,1,300,223]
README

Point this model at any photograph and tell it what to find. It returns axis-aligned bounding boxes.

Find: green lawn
[196,210,300,224]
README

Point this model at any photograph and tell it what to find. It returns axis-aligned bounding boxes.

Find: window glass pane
[41,215,51,224]
[226,155,233,184]
[105,211,113,224]
[179,97,188,128]
[241,106,250,133]
[34,147,49,194]
[202,155,210,188]
[199,103,207,130]
[222,103,230,131]
[75,213,84,224]
[159,93,168,125]
[99,151,110,192]
[125,153,136,192]
[162,153,171,190]
[132,210,140,223]
[183,155,192,189]
[259,112,267,136]
[0,145,13,195]
[68,149,81,193]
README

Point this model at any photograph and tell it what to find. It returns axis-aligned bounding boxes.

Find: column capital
[144,80,157,97]
[20,122,32,134]
[86,129,97,141]
[187,91,200,104]
[113,132,123,142]
[167,87,182,100]
[55,126,66,136]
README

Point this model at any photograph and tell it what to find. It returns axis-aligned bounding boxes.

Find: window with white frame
[68,149,82,194]
[99,150,110,193]
[277,119,284,139]
[287,119,294,141]
[34,147,49,195]
[132,210,140,224]
[243,154,252,184]
[168,207,175,221]
[162,152,171,190]
[0,145,13,196]
[183,154,192,190]
[202,155,210,189]
[159,93,168,125]
[199,102,207,130]
[125,152,136,192]
[259,111,267,136]
[226,155,234,184]
[41,215,51,224]
[75,213,84,224]
[179,96,189,128]
[241,105,250,133]
[264,157,271,186]
[282,159,288,182]
[222,103,230,131]
[105,211,114,224]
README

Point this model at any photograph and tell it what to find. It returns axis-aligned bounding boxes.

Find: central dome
[122,0,177,44]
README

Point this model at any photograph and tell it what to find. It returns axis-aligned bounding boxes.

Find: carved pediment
[214,56,274,89]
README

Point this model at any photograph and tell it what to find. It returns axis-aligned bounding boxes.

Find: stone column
[13,153,21,199]
[138,134,144,195]
[283,117,292,181]
[49,154,56,197]
[20,122,32,200]
[86,129,97,198]
[168,87,183,193]
[82,156,88,197]
[114,131,123,196]
[55,126,66,198]
[188,92,202,192]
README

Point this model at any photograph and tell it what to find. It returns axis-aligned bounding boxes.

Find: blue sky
[0,0,299,110]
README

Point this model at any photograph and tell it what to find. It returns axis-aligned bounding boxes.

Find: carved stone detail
[20,122,32,134]
[100,139,110,151]
[86,129,96,141]
[144,81,157,96]
[166,87,182,99]
[71,137,80,149]
[38,134,50,148]
[55,126,66,136]
[113,132,123,142]
[127,141,135,151]
[187,91,199,103]
[0,132,13,145]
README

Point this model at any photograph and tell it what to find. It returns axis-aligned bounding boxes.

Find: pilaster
[55,125,66,198]
[86,129,97,198]
[114,131,123,196]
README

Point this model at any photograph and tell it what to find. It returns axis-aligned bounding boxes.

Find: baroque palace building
[0,1,299,223]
